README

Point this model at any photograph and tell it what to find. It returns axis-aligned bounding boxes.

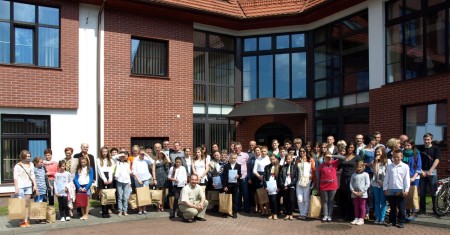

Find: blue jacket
[74,167,94,190]
[402,149,422,179]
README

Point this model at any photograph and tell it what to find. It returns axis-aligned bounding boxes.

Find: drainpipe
[97,0,106,150]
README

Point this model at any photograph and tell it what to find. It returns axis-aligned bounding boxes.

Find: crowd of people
[12,132,441,228]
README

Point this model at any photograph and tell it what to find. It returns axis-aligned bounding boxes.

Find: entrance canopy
[227,98,307,120]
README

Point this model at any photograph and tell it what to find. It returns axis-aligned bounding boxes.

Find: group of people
[13,132,441,228]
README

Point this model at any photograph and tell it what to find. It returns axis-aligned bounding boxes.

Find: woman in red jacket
[318,151,339,222]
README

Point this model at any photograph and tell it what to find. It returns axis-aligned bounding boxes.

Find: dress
[193,158,208,184]
[154,160,170,188]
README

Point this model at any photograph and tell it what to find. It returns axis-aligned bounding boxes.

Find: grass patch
[0,206,8,216]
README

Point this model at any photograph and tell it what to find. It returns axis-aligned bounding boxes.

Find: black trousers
[58,196,69,218]
[338,176,354,220]
[283,187,296,215]
[172,187,182,213]
[99,172,113,215]
[388,195,406,225]
[226,185,239,214]
[269,194,278,215]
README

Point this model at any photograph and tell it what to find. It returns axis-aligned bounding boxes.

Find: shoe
[143,211,148,214]
[385,223,393,227]
[284,216,290,220]
[123,212,128,216]
[397,223,404,228]
[233,213,237,219]
[327,217,332,222]
[406,216,415,222]
[102,214,107,218]
[106,213,111,218]
[20,222,28,228]
[169,213,175,219]
[194,216,206,221]
[138,211,142,215]
[25,221,31,227]
[222,214,227,218]
[183,218,194,223]
[177,211,182,217]
[289,216,294,221]
[322,216,328,223]
[355,219,364,225]
[273,215,278,220]
[60,217,66,222]
[65,217,71,221]
[268,216,272,220]
[350,219,358,225]
[364,214,370,220]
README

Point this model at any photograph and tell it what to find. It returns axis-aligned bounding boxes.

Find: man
[248,140,256,154]
[162,140,171,157]
[211,143,219,153]
[284,139,292,151]
[326,136,338,155]
[169,142,185,162]
[178,174,209,223]
[247,140,257,210]
[234,142,250,213]
[418,133,441,214]
[269,139,280,157]
[293,138,302,157]
[355,134,365,155]
[399,134,409,149]
[374,131,385,148]
[73,143,96,181]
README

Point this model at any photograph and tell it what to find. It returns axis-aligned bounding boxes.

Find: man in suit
[222,153,241,218]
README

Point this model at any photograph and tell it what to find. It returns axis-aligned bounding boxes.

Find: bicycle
[434,177,450,216]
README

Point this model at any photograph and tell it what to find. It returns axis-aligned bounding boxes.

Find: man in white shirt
[383,150,410,228]
[355,134,365,155]
[178,174,208,223]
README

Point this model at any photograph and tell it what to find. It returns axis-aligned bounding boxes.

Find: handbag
[256,187,269,205]
[298,162,309,187]
[30,202,47,220]
[75,193,88,207]
[219,193,233,216]
[46,206,56,223]
[8,197,26,220]
[100,188,117,205]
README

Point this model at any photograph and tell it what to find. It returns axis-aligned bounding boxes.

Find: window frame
[130,36,169,77]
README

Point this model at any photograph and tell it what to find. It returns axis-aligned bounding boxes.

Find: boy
[222,153,241,218]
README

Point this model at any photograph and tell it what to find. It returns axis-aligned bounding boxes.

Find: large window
[386,0,449,83]
[131,38,168,76]
[405,102,447,146]
[242,33,307,101]
[1,115,50,182]
[0,1,60,67]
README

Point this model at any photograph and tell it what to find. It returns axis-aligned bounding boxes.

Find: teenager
[154,151,171,211]
[402,140,422,221]
[192,147,210,185]
[55,160,71,222]
[222,153,241,218]
[74,157,94,220]
[263,154,282,220]
[168,157,187,218]
[113,151,131,216]
[280,154,297,220]
[372,146,391,224]
[253,146,270,215]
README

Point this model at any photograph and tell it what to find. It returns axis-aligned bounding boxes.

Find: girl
[183,147,193,178]
[14,150,38,228]
[192,147,210,186]
[132,149,155,215]
[318,151,339,222]
[349,161,371,225]
[113,151,131,216]
[74,157,94,220]
[154,151,171,211]
[372,146,391,224]
[263,154,282,220]
[97,146,115,218]
[54,160,71,222]
[403,140,422,221]
[296,148,315,220]
[253,146,270,215]
[43,148,58,206]
[222,153,241,218]
[360,135,376,220]
[280,154,297,220]
[168,157,187,218]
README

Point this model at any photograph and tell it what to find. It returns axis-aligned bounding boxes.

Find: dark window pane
[194,31,206,47]
[258,36,271,50]
[428,0,445,6]
[405,0,421,15]
[314,45,326,63]
[0,22,10,63]
[38,6,59,26]
[342,33,368,75]
[244,38,257,52]
[387,0,403,20]
[342,13,368,35]
[209,52,234,85]
[276,35,289,49]
[193,123,205,150]
[15,28,33,64]
[259,55,273,98]
[291,34,305,48]
[275,53,289,99]
[194,51,205,82]
[38,27,59,67]
[14,2,35,23]
[209,34,234,50]
[131,39,168,76]
[386,24,403,83]
[426,10,445,75]
[243,56,257,101]
[0,0,10,20]
[315,80,326,98]
[315,28,326,44]
[406,103,447,145]
[292,52,306,98]
[404,17,423,79]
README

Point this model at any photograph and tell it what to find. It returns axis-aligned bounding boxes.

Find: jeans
[34,194,47,202]
[388,195,406,225]
[321,190,336,218]
[296,184,311,216]
[116,181,131,213]
[373,186,387,222]
[238,176,250,212]
[419,175,437,212]
[353,197,367,219]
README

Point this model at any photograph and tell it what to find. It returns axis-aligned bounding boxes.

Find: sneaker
[355,219,364,225]
[397,223,404,228]
[60,217,66,222]
[406,216,415,222]
[123,212,128,216]
[143,211,148,214]
[327,217,332,222]
[138,211,142,215]
[20,222,28,228]
[350,219,358,225]
[25,221,31,227]
[322,216,328,223]
[65,217,71,221]
[118,212,123,217]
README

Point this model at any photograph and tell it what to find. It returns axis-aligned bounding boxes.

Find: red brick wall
[103,9,194,149]
[0,0,78,109]
[235,99,314,150]
[370,74,450,178]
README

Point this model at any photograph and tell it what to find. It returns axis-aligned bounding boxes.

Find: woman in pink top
[318,151,339,222]
[43,148,58,206]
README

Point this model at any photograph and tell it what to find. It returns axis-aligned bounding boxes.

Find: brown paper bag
[207,190,220,207]
[101,188,117,205]
[169,196,175,209]
[308,195,322,218]
[256,188,269,204]
[29,202,47,220]
[128,193,138,209]
[136,187,152,207]
[406,185,419,210]
[46,206,56,223]
[219,193,233,216]
[150,189,163,204]
[8,198,26,220]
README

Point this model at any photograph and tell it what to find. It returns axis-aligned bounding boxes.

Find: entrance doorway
[254,122,293,147]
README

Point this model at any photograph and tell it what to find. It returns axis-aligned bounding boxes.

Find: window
[130,137,168,150]
[131,38,168,76]
[405,102,447,146]
[386,0,449,83]
[242,33,307,101]
[1,114,50,181]
[0,1,60,67]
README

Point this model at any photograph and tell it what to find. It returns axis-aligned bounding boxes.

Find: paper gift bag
[308,195,322,218]
[256,188,269,205]
[150,189,163,204]
[136,187,152,207]
[8,198,26,220]
[128,193,138,209]
[406,185,419,210]
[169,196,175,209]
[75,193,88,207]
[219,193,233,216]
[101,188,117,205]
[29,202,47,220]
[90,185,99,200]
[46,206,56,223]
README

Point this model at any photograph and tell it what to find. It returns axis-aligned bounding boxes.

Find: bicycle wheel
[434,186,449,216]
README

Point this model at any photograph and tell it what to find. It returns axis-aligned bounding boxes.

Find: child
[263,154,282,220]
[168,157,187,218]
[318,151,339,222]
[222,153,241,218]
[372,146,391,224]
[74,157,94,220]
[349,161,370,225]
[97,146,115,218]
[54,160,71,222]
[33,156,49,224]
[280,154,297,220]
[113,151,131,216]
[402,140,422,221]
[383,150,410,228]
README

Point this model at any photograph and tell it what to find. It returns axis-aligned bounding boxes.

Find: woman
[168,157,187,218]
[386,138,401,159]
[192,147,210,185]
[263,154,282,220]
[296,148,315,220]
[97,146,115,218]
[315,143,327,189]
[318,152,339,222]
[372,146,391,224]
[113,151,131,216]
[403,140,422,221]
[64,147,78,179]
[74,157,94,220]
[154,151,171,211]
[183,147,193,177]
[132,149,155,214]
[43,148,58,206]
[253,146,270,215]
[14,150,38,228]
[280,154,297,220]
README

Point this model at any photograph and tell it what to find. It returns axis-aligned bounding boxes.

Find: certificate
[228,170,238,183]
[266,180,277,195]
[212,176,222,189]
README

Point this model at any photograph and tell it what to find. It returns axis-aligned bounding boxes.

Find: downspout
[97,0,106,150]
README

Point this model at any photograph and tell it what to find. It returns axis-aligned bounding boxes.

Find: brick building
[0,0,448,191]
